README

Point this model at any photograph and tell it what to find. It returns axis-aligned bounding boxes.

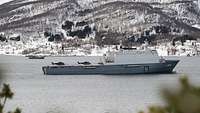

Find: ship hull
[42,60,179,75]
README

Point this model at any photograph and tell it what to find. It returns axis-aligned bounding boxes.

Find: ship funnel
[142,40,149,50]
[104,51,115,63]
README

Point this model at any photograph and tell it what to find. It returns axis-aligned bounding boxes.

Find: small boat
[42,45,179,75]
[26,55,45,59]
[52,62,65,65]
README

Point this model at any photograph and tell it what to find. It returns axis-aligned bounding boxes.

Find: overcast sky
[0,0,13,5]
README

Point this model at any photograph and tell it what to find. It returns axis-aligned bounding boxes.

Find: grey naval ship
[42,44,179,75]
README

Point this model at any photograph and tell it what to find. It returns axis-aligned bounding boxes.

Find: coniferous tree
[0,69,21,113]
[140,76,200,113]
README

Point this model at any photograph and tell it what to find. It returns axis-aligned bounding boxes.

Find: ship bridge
[104,48,161,65]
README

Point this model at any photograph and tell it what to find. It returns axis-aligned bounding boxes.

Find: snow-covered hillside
[0,0,200,56]
[0,0,200,35]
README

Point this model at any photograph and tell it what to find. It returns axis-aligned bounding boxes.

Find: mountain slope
[0,0,200,40]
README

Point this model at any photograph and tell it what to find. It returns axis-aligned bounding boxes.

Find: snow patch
[10,0,38,5]
[192,24,200,29]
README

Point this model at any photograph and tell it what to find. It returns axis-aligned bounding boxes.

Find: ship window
[144,66,149,72]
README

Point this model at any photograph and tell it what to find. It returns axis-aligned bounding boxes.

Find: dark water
[0,55,200,113]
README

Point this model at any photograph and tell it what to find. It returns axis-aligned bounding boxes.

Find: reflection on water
[0,55,200,113]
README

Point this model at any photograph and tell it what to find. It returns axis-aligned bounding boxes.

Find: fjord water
[0,55,200,113]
